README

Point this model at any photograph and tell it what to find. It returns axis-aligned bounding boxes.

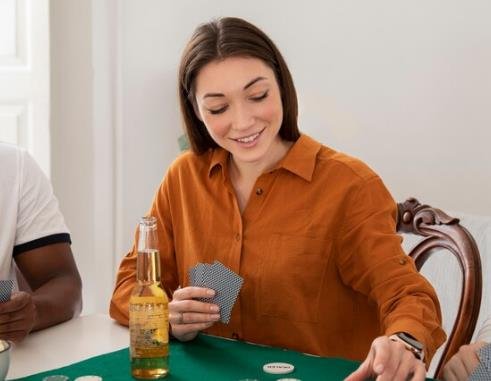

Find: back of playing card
[207,261,244,324]
[0,280,13,303]
[187,261,244,324]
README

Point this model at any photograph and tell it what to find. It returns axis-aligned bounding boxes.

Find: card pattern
[189,261,244,324]
[0,280,14,303]
[470,343,491,381]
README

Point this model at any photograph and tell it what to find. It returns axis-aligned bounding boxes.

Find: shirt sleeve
[477,316,491,343]
[14,150,70,256]
[109,171,179,325]
[335,174,446,363]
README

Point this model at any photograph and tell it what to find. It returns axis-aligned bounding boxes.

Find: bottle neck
[136,250,161,283]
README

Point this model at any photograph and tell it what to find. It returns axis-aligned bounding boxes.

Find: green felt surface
[10,334,435,381]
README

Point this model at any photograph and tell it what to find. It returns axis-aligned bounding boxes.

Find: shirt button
[399,258,407,265]
[255,188,263,195]
[235,233,241,241]
[232,332,240,340]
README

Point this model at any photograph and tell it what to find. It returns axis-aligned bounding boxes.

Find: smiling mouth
[233,128,265,143]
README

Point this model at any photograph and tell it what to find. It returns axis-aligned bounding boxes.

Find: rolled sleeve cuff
[385,318,446,366]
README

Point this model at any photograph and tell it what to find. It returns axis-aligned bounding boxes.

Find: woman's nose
[232,103,254,131]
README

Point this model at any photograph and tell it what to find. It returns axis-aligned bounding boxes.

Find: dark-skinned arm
[0,242,82,342]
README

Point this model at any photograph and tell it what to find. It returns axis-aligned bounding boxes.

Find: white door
[0,0,50,176]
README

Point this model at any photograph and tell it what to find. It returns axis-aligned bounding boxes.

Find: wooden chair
[396,197,482,379]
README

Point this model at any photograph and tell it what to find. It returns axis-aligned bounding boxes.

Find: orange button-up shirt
[110,134,446,362]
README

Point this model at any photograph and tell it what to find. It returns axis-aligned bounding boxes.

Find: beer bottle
[129,216,169,378]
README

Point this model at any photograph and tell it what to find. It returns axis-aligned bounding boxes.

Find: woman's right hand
[169,286,221,342]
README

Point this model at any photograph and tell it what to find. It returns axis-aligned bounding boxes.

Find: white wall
[50,0,491,314]
[50,0,115,314]
[50,0,95,313]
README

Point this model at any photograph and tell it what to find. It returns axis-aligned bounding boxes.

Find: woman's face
[194,56,284,166]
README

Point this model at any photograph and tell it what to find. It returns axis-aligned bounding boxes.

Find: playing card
[206,261,244,324]
[188,266,197,285]
[189,262,207,287]
[199,263,212,287]
[187,261,244,323]
[196,263,214,302]
[0,280,14,303]
[479,343,491,371]
[470,343,491,380]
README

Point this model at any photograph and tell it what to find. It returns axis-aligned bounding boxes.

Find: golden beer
[129,218,169,379]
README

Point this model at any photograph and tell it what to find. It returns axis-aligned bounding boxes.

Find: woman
[110,17,446,380]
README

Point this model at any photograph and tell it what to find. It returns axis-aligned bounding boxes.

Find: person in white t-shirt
[0,142,82,342]
[442,316,491,380]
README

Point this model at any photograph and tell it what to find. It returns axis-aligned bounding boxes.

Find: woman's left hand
[344,336,426,381]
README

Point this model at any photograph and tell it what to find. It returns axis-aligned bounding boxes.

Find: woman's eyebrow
[203,92,224,99]
[243,76,267,90]
[203,76,268,99]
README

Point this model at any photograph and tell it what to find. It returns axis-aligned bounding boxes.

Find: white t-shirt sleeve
[477,316,491,343]
[14,150,70,254]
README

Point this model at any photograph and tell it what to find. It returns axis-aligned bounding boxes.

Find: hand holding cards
[188,261,244,324]
[0,287,36,342]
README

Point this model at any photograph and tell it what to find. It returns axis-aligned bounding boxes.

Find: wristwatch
[389,332,425,362]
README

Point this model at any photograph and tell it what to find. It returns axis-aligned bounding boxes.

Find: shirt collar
[207,134,321,181]
[208,147,229,178]
[276,134,321,182]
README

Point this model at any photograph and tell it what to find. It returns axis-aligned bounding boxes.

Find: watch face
[398,332,424,351]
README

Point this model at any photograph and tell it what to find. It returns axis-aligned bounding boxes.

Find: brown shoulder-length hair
[178,17,300,154]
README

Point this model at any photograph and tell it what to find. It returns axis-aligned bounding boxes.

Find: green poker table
[11,334,436,381]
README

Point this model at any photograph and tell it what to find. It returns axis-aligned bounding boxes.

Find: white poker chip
[262,362,295,374]
[74,376,103,381]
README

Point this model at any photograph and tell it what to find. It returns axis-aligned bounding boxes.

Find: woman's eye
[250,91,269,102]
[208,105,228,115]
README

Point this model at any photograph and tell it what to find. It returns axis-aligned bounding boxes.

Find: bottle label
[130,297,169,358]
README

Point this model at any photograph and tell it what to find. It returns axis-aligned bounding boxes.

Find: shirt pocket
[258,233,331,323]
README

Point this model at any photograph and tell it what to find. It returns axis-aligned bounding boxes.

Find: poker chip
[42,376,69,381]
[74,376,103,381]
[262,362,295,374]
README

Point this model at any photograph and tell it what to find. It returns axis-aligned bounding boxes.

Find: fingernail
[211,314,220,320]
[375,364,384,374]
[206,289,215,297]
[210,305,219,312]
